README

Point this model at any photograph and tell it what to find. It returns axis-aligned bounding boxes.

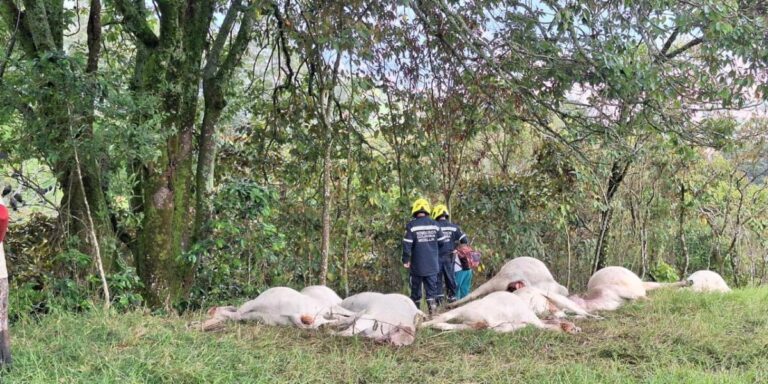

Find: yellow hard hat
[432,204,449,219]
[411,198,431,216]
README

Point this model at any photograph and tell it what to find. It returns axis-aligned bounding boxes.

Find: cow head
[377,325,416,347]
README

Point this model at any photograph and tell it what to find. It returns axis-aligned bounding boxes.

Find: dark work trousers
[409,274,439,308]
[436,258,457,303]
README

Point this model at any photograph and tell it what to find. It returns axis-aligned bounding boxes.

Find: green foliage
[5,215,144,319]
[649,260,681,283]
[185,179,287,309]
[104,262,144,311]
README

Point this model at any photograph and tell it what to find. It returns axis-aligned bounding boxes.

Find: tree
[0,0,118,302]
[114,0,259,306]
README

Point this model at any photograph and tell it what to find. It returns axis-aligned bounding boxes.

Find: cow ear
[507,281,525,292]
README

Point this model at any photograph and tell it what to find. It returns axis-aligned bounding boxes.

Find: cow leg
[493,322,528,333]
[421,309,461,328]
[428,322,473,331]
[540,319,581,334]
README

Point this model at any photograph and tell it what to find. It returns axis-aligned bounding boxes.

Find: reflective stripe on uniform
[441,227,456,232]
[411,225,439,232]
[403,238,413,243]
[438,236,450,242]
[459,234,467,241]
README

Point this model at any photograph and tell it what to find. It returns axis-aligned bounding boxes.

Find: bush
[6,214,144,319]
[184,179,287,311]
[649,260,681,282]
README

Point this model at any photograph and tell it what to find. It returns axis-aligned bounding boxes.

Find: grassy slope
[4,287,768,384]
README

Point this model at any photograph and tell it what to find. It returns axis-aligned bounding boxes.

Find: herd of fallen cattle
[200,257,732,346]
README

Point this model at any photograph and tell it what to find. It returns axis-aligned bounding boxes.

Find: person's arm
[437,227,450,251]
[456,226,469,245]
[402,226,414,267]
[0,204,8,243]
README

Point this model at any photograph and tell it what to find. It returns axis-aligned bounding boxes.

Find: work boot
[426,299,437,316]
[447,296,456,304]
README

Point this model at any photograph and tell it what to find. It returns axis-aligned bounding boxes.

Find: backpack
[456,244,481,270]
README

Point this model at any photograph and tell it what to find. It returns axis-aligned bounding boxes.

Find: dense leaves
[0,0,766,313]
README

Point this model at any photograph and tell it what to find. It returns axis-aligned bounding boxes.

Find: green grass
[4,287,768,383]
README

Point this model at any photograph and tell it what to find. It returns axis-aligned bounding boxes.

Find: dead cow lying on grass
[300,285,344,306]
[568,267,689,312]
[508,283,597,319]
[449,256,569,308]
[685,270,731,293]
[422,291,581,334]
[202,286,352,331]
[330,292,426,347]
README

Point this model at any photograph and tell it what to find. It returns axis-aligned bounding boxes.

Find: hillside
[4,287,768,383]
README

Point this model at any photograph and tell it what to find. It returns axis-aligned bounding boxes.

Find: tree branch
[271,0,294,103]
[215,3,255,82]
[203,0,243,80]
[113,0,159,48]
[661,37,703,62]
[0,0,35,56]
[86,0,101,73]
[21,0,56,52]
[0,3,20,82]
[660,26,679,56]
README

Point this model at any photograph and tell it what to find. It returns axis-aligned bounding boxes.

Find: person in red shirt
[0,201,10,367]
[0,203,8,242]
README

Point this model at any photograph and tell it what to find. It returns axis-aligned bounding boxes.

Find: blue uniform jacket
[435,219,469,262]
[402,216,450,276]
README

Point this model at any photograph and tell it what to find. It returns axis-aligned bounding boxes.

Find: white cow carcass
[300,285,344,306]
[332,292,425,346]
[686,270,731,293]
[569,266,688,312]
[422,291,580,334]
[449,256,568,308]
[202,287,352,331]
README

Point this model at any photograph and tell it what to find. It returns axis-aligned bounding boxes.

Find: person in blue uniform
[431,204,469,305]
[402,198,449,315]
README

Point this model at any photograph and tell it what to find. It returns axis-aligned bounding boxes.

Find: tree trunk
[117,0,217,308]
[713,244,724,275]
[640,207,649,278]
[564,221,572,290]
[593,160,631,273]
[193,86,224,242]
[315,43,343,286]
[57,163,117,270]
[72,135,111,310]
[193,0,254,243]
[678,182,690,276]
[132,52,201,307]
[342,132,354,296]
[319,135,333,286]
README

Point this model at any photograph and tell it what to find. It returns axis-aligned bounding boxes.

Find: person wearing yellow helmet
[402,198,449,315]
[431,203,470,304]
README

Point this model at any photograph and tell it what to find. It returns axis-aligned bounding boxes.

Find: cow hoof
[561,322,581,334]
